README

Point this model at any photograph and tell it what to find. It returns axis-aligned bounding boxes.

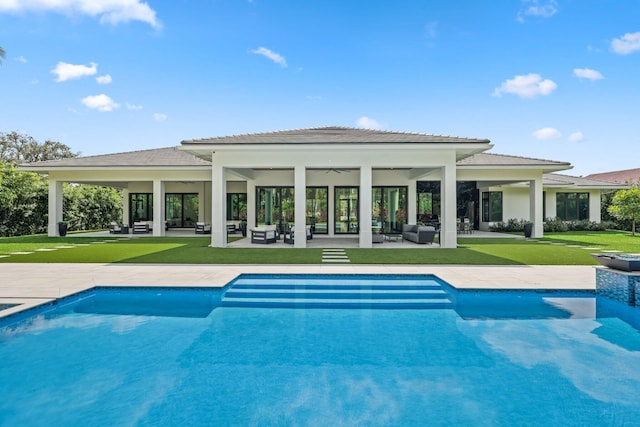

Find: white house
[21,127,625,248]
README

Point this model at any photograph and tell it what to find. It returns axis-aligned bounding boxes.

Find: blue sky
[1,0,639,176]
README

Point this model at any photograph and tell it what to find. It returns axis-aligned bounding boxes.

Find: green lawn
[0,231,638,265]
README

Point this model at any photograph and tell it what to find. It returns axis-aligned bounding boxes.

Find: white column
[122,189,130,225]
[589,190,602,223]
[545,190,556,219]
[198,182,205,222]
[48,180,63,237]
[529,178,543,238]
[440,164,457,248]
[211,160,226,247]
[294,165,307,248]
[247,180,256,229]
[359,165,373,248]
[152,179,165,236]
[408,180,417,224]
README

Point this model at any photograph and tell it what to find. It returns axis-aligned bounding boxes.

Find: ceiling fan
[325,168,352,174]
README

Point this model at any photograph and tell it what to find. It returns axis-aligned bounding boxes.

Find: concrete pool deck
[0,263,597,318]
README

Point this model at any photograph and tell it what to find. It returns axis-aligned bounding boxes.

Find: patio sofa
[402,224,437,244]
[109,222,129,234]
[250,225,278,244]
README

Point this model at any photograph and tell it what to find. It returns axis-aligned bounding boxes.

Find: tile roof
[20,147,210,168]
[585,168,640,184]
[543,173,627,188]
[457,152,570,167]
[181,126,491,145]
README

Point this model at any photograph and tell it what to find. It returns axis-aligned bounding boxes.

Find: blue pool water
[2,274,640,426]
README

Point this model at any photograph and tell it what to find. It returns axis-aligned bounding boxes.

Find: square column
[211,160,227,247]
[247,180,256,229]
[48,180,63,237]
[529,178,543,238]
[294,166,307,248]
[122,189,130,225]
[152,179,165,237]
[407,180,417,225]
[359,165,373,248]
[440,164,457,248]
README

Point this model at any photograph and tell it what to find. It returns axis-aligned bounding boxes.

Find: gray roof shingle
[181,126,491,145]
[458,152,570,167]
[20,147,210,168]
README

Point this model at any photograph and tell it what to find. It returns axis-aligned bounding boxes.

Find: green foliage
[0,131,78,164]
[0,46,5,65]
[491,217,608,233]
[489,218,529,232]
[608,188,640,235]
[0,132,122,236]
[0,161,48,236]
[63,184,123,231]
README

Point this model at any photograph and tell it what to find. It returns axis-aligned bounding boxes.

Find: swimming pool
[1,274,640,426]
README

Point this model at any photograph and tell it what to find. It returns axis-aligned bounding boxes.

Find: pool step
[222,277,453,309]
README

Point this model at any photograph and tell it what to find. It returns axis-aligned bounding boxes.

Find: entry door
[335,187,359,234]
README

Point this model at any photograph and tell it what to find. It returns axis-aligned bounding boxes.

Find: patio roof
[20,146,211,170]
[181,126,492,146]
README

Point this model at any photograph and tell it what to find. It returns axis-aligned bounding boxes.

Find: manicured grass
[0,230,638,265]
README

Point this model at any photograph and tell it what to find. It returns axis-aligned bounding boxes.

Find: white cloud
[356,116,382,130]
[96,74,112,84]
[517,0,558,22]
[16,55,27,63]
[51,61,97,82]
[533,127,561,140]
[126,103,143,110]
[81,94,119,112]
[250,47,287,68]
[569,131,584,142]
[0,0,161,29]
[153,113,167,121]
[611,32,640,55]
[493,73,557,98]
[573,68,604,81]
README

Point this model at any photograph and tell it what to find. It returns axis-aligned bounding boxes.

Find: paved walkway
[0,263,597,319]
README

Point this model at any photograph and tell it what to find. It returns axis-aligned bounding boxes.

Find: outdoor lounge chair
[109,222,129,234]
[283,225,312,244]
[250,225,278,244]
[132,222,150,234]
[195,222,211,234]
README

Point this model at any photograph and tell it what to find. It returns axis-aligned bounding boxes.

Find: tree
[0,46,5,65]
[0,131,121,236]
[0,131,78,164]
[0,161,48,236]
[608,187,640,236]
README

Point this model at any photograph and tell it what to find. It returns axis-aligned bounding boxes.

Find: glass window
[227,193,247,221]
[165,193,198,228]
[256,187,294,230]
[482,191,502,222]
[372,186,407,233]
[556,192,589,221]
[416,181,440,224]
[307,187,328,234]
[335,187,359,234]
[129,193,152,225]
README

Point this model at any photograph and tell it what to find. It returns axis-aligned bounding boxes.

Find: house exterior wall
[478,186,603,231]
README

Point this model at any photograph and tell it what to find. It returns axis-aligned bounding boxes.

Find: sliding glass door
[372,186,407,233]
[335,187,359,234]
[256,187,294,230]
[165,193,198,228]
[306,187,328,234]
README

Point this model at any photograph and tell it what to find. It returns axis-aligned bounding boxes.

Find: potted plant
[523,221,533,238]
[58,221,68,237]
